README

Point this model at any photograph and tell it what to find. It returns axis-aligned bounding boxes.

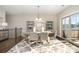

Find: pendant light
[35,5,42,21]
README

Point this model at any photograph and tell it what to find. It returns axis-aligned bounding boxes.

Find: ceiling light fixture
[2,22,8,26]
[35,6,42,21]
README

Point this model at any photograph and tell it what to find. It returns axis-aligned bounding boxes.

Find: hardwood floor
[0,36,23,53]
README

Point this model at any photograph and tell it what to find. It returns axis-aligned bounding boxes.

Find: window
[62,13,79,29]
[62,17,70,29]
[71,13,79,28]
[61,13,79,39]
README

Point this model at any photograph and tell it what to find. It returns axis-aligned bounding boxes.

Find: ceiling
[0,5,69,16]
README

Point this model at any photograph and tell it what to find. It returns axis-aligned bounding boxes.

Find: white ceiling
[0,5,69,16]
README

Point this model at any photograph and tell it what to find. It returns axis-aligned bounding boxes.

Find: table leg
[46,33,50,44]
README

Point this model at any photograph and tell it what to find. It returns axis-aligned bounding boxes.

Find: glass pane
[71,14,79,28]
[71,15,77,28]
[65,17,69,24]
[62,17,70,29]
[62,18,65,24]
[76,14,79,27]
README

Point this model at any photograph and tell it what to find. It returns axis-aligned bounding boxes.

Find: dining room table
[25,31,55,45]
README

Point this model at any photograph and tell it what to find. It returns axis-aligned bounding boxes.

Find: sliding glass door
[61,17,70,38]
[61,13,79,40]
[70,14,79,39]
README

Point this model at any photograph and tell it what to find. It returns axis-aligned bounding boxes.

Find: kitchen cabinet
[0,28,23,53]
[0,30,9,41]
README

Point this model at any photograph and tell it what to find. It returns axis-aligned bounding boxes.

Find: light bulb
[39,18,42,21]
[35,18,38,21]
[2,22,8,26]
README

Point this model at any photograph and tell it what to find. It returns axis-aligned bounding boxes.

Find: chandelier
[34,6,45,32]
[35,6,42,21]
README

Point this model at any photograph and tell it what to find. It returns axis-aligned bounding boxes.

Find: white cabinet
[26,21,53,32]
[46,21,53,31]
[0,30,8,41]
[26,21,34,32]
[0,10,6,29]
[0,10,6,22]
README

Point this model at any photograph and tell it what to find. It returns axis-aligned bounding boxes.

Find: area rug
[7,39,79,53]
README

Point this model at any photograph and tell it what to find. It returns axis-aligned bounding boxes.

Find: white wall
[6,14,57,34]
[57,5,79,36]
